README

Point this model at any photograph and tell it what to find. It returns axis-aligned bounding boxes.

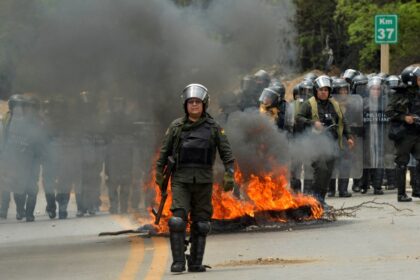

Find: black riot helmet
[182,83,209,114]
[270,83,286,100]
[314,75,332,97]
[298,79,314,99]
[401,65,420,88]
[385,75,403,90]
[342,69,360,84]
[351,73,368,95]
[254,69,271,88]
[259,87,281,108]
[332,78,350,95]
[241,75,257,92]
[8,94,27,111]
[303,72,318,82]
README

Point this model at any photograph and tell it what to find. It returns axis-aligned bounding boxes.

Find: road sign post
[375,15,398,74]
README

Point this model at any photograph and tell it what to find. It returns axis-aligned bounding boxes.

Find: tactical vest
[177,122,215,168]
[309,96,344,149]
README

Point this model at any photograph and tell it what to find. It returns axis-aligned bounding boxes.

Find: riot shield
[362,86,395,169]
[331,94,364,179]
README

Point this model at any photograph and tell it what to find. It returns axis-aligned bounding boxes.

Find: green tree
[293,0,339,71]
[335,0,420,72]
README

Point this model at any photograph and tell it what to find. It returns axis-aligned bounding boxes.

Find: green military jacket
[296,96,352,148]
[156,113,234,184]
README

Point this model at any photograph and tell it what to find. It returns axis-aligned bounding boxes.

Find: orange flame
[146,163,323,233]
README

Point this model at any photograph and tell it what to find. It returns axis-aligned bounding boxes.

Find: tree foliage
[295,0,420,73]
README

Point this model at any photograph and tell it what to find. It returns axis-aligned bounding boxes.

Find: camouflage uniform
[156,114,234,221]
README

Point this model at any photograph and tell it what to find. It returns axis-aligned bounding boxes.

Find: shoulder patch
[220,128,225,135]
[172,117,185,127]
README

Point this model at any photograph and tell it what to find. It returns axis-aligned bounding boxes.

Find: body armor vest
[177,122,215,168]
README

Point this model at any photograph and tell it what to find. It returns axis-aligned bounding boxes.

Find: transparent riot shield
[331,94,364,179]
[362,86,395,169]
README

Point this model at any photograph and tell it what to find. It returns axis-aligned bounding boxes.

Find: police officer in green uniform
[156,84,235,273]
[385,65,420,202]
[296,75,354,208]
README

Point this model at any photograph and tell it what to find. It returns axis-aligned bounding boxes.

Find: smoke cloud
[1,0,298,124]
[0,0,299,207]
[223,110,339,180]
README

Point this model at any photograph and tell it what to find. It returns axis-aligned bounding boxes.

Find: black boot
[372,169,384,195]
[327,179,336,197]
[360,169,370,194]
[385,169,396,190]
[412,164,420,198]
[188,221,211,273]
[57,193,70,219]
[0,191,11,219]
[25,191,37,222]
[352,178,362,192]
[45,193,57,219]
[168,217,186,273]
[14,193,26,220]
[76,192,87,217]
[396,165,412,202]
[338,179,352,197]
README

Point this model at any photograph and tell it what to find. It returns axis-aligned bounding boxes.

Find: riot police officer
[291,79,315,193]
[258,84,288,130]
[351,73,368,96]
[351,73,369,192]
[385,65,420,202]
[383,75,403,190]
[360,76,389,195]
[296,76,354,208]
[156,84,235,273]
[328,78,353,197]
[342,69,360,85]
[43,97,76,219]
[0,94,44,222]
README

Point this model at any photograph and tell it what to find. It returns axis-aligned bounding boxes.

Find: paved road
[1,189,420,280]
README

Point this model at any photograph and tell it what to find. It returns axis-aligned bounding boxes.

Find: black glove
[222,169,235,192]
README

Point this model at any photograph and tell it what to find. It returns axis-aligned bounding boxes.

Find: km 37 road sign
[375,14,398,44]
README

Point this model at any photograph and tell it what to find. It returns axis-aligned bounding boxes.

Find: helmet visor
[368,77,383,88]
[259,88,278,107]
[182,84,208,102]
[413,67,420,77]
[315,76,332,89]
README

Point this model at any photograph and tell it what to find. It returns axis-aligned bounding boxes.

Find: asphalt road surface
[1,188,420,280]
